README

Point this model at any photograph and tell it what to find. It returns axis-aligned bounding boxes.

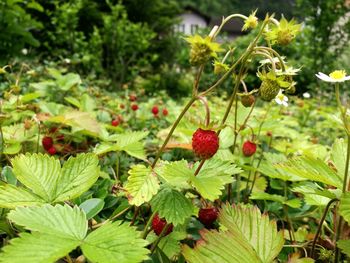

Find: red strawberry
[129,94,137,102]
[47,146,57,155]
[162,108,168,116]
[242,140,257,157]
[111,119,119,127]
[198,207,219,227]
[152,213,173,236]
[192,128,219,159]
[42,136,53,151]
[131,104,139,111]
[152,106,159,116]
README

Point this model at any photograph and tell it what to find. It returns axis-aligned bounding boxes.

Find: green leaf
[331,138,348,178]
[219,127,234,148]
[151,186,194,225]
[190,158,237,201]
[0,185,45,208]
[64,96,81,108]
[81,221,149,263]
[0,154,100,208]
[115,131,149,160]
[11,153,61,202]
[219,204,284,263]
[182,228,262,263]
[0,232,80,263]
[95,131,149,160]
[125,165,160,206]
[275,156,342,188]
[337,239,350,257]
[8,204,87,240]
[54,153,100,202]
[339,193,350,224]
[49,111,101,135]
[79,198,105,219]
[156,160,192,189]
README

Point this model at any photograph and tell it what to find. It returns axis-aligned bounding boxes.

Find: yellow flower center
[277,93,285,101]
[329,70,347,80]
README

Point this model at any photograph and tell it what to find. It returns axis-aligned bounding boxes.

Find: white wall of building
[176,13,208,35]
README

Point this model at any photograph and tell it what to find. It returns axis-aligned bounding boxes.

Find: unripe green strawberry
[241,95,255,107]
[259,79,280,101]
[190,44,212,66]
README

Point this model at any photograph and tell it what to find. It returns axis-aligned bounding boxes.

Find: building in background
[175,6,245,40]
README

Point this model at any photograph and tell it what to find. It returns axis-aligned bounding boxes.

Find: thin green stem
[151,97,196,168]
[311,198,339,259]
[142,210,157,239]
[150,224,171,255]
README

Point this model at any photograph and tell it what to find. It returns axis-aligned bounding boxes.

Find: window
[174,24,185,34]
[191,24,199,34]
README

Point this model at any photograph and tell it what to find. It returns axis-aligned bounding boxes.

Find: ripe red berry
[111,119,119,127]
[131,104,139,111]
[152,214,173,236]
[162,108,168,116]
[129,94,137,102]
[42,136,53,151]
[242,140,257,157]
[152,106,159,115]
[198,207,219,227]
[47,146,57,155]
[192,128,219,159]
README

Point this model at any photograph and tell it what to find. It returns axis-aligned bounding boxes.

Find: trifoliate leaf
[125,164,160,206]
[151,186,194,225]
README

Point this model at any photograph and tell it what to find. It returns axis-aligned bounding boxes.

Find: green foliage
[0,153,100,208]
[183,204,284,263]
[191,158,241,201]
[151,186,194,225]
[1,204,149,263]
[124,164,160,206]
[0,0,42,63]
[337,239,350,257]
[339,192,350,224]
[275,155,342,188]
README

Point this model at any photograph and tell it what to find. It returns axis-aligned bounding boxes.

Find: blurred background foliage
[0,0,349,97]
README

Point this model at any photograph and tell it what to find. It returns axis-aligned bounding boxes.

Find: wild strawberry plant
[0,10,350,263]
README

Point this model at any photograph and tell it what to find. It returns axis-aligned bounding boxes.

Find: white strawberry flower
[303,92,310,98]
[316,70,350,83]
[275,89,288,107]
